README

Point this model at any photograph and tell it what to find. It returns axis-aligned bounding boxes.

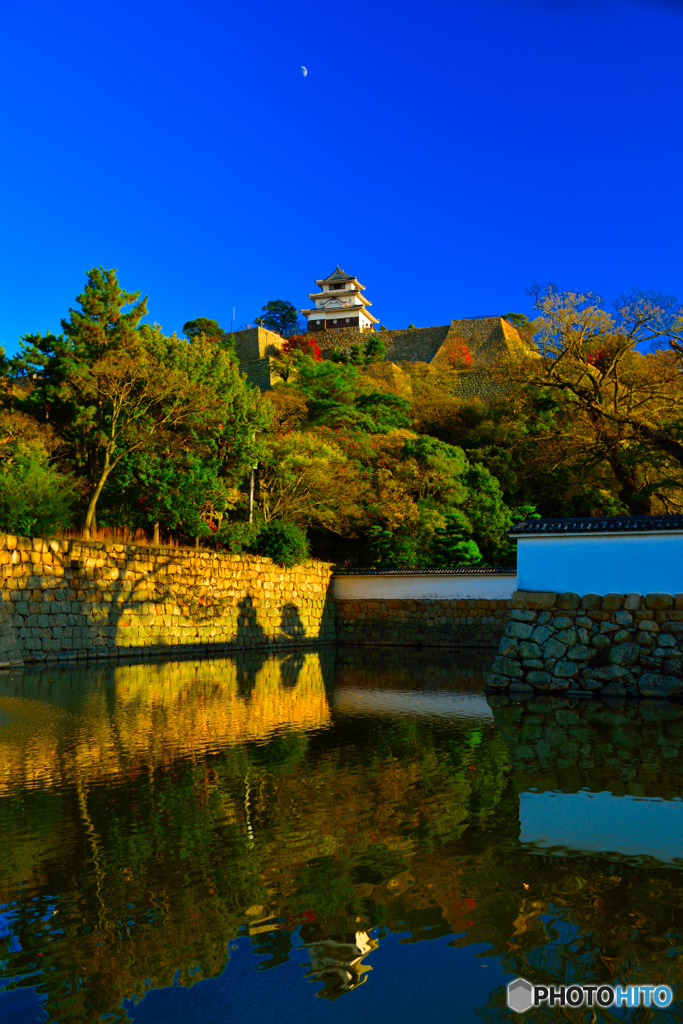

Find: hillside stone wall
[487,590,683,698]
[335,598,511,648]
[0,535,335,663]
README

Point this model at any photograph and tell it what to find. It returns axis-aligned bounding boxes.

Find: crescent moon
[301,66,308,76]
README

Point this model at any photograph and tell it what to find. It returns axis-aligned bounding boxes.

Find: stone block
[527,670,551,688]
[566,644,593,661]
[543,638,566,660]
[505,621,534,640]
[512,591,557,610]
[583,664,629,680]
[637,620,660,633]
[638,673,682,698]
[608,642,640,667]
[557,592,581,610]
[509,681,534,693]
[657,634,677,648]
[645,593,674,610]
[557,628,578,646]
[519,640,542,659]
[509,609,537,622]
[549,678,570,691]
[554,660,579,679]
[624,593,642,610]
[580,594,603,610]
[491,656,525,678]
[485,672,510,688]
[602,593,624,611]
[531,625,552,645]
[613,630,631,644]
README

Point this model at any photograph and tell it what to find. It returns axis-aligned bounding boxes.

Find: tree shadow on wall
[237,595,267,646]
[280,603,305,641]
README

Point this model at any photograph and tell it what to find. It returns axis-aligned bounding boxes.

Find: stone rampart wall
[488,590,683,698]
[335,598,511,648]
[0,536,335,663]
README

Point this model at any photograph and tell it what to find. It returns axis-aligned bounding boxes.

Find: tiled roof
[323,266,354,282]
[333,566,516,576]
[510,515,683,536]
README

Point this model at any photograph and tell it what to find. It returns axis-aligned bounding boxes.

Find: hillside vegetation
[4,271,683,567]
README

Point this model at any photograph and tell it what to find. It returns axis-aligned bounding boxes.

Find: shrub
[253,520,310,567]
[0,453,77,537]
[218,520,262,553]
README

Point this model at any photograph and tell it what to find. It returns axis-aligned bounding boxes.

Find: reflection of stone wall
[490,692,683,800]
[335,598,511,648]
[488,590,683,697]
[0,651,332,792]
[0,535,335,662]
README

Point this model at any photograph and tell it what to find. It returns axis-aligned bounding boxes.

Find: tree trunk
[153,522,160,546]
[608,458,652,515]
[84,463,111,537]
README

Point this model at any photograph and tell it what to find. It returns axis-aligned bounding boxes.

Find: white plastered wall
[333,573,517,601]
[517,533,683,595]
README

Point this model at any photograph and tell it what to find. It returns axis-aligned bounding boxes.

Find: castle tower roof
[315,266,361,288]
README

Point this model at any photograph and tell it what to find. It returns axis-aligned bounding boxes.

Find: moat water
[0,648,682,1023]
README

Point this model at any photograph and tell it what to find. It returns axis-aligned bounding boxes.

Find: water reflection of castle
[303,930,378,1000]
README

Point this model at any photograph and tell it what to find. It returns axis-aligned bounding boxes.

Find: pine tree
[431,511,482,566]
[61,266,148,361]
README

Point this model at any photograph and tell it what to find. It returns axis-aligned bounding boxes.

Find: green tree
[254,300,303,338]
[0,450,76,536]
[252,520,310,567]
[11,333,70,424]
[13,270,270,537]
[61,266,148,359]
[182,317,225,342]
[363,334,386,363]
[430,510,482,566]
[292,359,411,432]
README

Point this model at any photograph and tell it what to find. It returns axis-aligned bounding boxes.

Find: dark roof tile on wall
[510,515,683,536]
[334,566,516,576]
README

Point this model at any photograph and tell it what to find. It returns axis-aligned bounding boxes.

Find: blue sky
[1,0,682,351]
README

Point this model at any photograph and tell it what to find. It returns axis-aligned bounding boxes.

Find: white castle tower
[301,267,379,333]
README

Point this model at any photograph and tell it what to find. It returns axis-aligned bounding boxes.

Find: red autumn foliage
[587,345,611,372]
[282,335,322,361]
[440,336,472,369]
